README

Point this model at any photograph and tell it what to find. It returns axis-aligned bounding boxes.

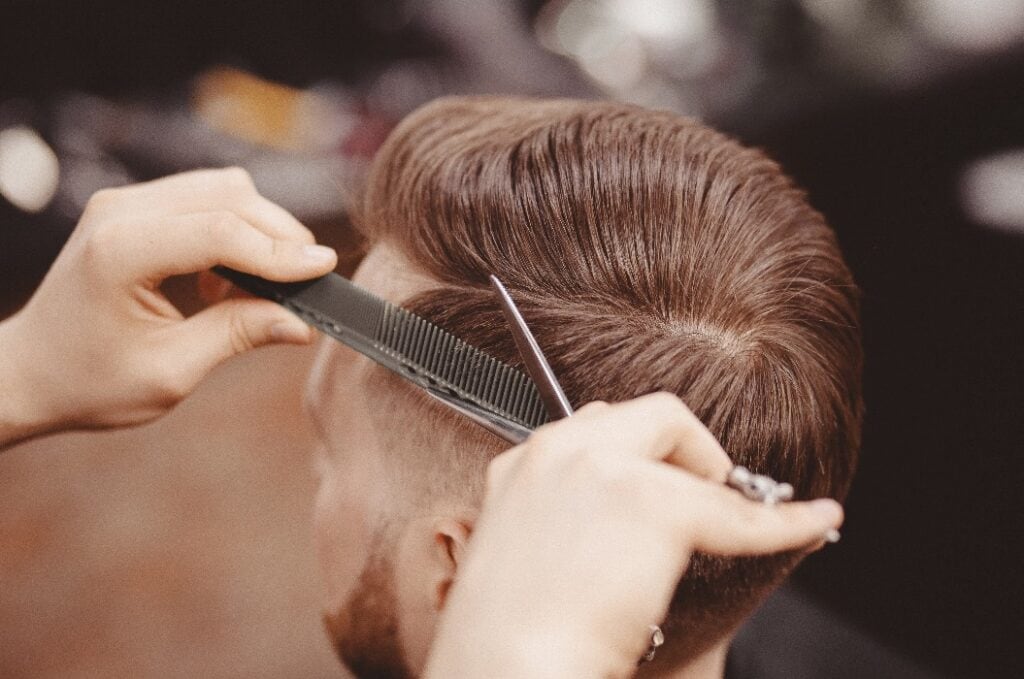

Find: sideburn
[323,536,414,679]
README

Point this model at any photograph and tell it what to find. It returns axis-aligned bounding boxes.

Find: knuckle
[564,449,639,505]
[646,391,687,414]
[227,310,256,355]
[140,364,190,407]
[580,449,627,487]
[83,187,119,216]
[519,439,552,472]
[576,401,609,417]
[523,423,563,454]
[204,210,246,243]
[161,373,192,405]
[646,391,696,428]
[572,446,608,478]
[522,419,607,470]
[520,433,580,476]
[484,453,510,491]
[80,219,120,267]
[219,166,256,192]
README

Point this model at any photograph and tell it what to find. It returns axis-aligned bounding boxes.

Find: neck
[639,639,729,679]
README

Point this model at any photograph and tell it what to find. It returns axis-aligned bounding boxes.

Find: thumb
[171,298,313,379]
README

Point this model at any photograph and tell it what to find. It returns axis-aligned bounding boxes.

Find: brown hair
[356,96,863,661]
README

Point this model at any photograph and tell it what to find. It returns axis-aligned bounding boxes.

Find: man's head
[305,96,863,677]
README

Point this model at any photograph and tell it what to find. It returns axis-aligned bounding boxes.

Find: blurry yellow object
[193,67,307,151]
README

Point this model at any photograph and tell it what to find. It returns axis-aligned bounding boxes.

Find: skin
[306,243,845,679]
[305,243,456,677]
[0,168,338,448]
[0,171,845,678]
[427,396,844,679]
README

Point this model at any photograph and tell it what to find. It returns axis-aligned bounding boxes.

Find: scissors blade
[489,275,574,420]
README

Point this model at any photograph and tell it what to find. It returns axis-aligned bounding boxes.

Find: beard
[322,535,414,679]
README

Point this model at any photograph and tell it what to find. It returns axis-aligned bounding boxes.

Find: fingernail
[303,244,337,265]
[270,321,312,344]
[808,499,842,545]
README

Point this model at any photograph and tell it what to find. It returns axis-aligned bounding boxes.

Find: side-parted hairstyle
[356,96,863,661]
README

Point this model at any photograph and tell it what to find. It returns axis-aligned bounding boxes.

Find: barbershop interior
[0,1,1021,678]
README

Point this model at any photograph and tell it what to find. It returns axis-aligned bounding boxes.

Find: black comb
[213,267,549,435]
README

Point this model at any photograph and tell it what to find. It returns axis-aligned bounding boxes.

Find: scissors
[422,275,573,443]
[488,275,574,423]
[479,275,666,663]
[446,275,794,509]
[220,262,796,508]
[438,275,815,662]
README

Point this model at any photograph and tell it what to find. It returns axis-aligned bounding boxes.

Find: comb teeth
[212,266,549,433]
[376,304,547,429]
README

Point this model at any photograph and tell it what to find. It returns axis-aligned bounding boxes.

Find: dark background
[1,1,1021,677]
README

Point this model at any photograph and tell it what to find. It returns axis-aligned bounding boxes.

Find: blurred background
[1,1,1021,677]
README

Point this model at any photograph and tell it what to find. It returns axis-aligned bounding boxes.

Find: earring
[639,624,665,664]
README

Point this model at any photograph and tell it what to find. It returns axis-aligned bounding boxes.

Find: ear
[430,518,473,611]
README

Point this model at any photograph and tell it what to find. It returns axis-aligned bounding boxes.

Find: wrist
[425,630,604,679]
[425,597,626,679]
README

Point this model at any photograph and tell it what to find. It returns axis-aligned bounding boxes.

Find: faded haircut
[353,96,863,661]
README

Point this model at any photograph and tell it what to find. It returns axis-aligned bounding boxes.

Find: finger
[94,168,258,219]
[484,443,529,495]
[235,193,317,244]
[167,298,313,381]
[573,400,610,416]
[113,211,336,283]
[552,392,732,482]
[671,473,844,555]
[94,168,316,243]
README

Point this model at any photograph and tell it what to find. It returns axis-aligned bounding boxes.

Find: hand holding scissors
[423,277,844,679]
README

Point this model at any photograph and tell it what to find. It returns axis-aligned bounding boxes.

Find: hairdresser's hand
[0,168,336,448]
[425,393,843,679]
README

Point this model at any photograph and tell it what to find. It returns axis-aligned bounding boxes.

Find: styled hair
[355,96,863,660]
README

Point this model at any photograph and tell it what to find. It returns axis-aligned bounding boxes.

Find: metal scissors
[486,276,666,663]
[488,275,574,424]
[424,274,572,443]
[437,275,796,508]
[445,275,813,661]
